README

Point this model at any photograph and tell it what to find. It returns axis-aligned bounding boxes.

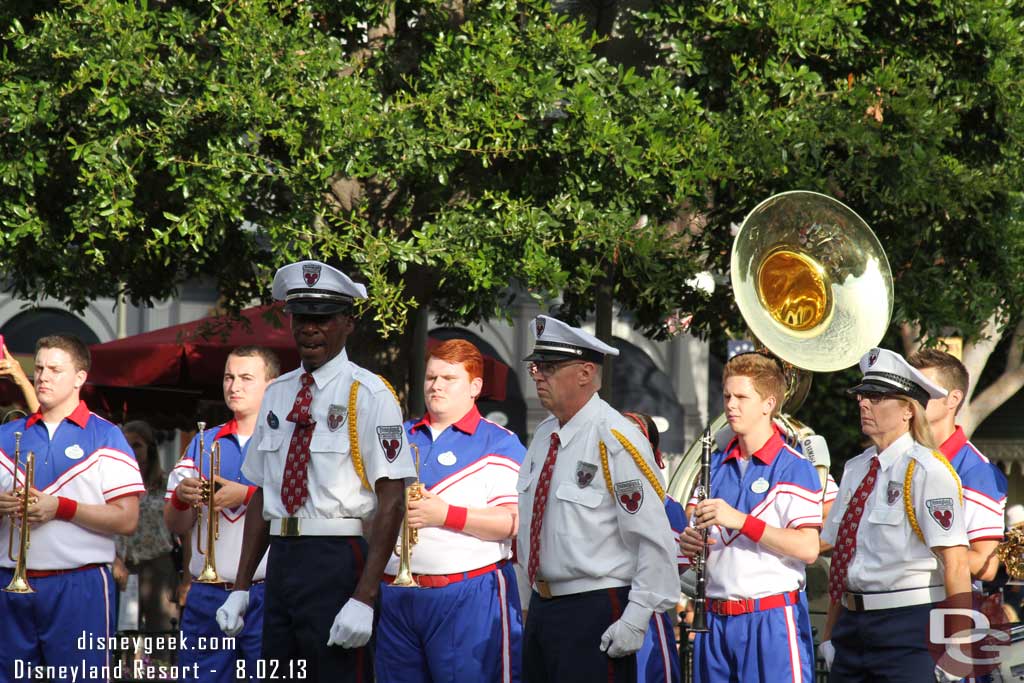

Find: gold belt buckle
[843,593,864,612]
[280,517,301,537]
[535,580,552,599]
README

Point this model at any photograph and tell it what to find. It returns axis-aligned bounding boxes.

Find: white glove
[216,590,249,637]
[599,602,651,658]
[818,640,835,671]
[934,664,961,683]
[327,598,374,648]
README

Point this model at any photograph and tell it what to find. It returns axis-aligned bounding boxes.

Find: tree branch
[900,321,922,355]
[961,311,1003,403]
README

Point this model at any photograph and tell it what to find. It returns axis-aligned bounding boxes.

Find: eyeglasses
[528,360,585,378]
[855,392,891,405]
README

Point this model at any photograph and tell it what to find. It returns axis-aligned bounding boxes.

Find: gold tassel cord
[348,380,371,491]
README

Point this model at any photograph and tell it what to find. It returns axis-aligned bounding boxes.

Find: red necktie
[281,373,316,514]
[528,432,560,587]
[829,456,881,603]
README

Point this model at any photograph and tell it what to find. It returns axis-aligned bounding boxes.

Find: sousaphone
[668,189,893,507]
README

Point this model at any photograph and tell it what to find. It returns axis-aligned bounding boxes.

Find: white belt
[843,585,945,612]
[534,576,629,599]
[269,517,363,537]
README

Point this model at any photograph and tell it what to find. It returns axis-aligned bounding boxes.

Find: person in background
[115,420,178,632]
[165,346,279,682]
[624,411,684,683]
[0,340,39,416]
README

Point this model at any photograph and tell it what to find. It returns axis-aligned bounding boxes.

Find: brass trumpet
[392,444,423,588]
[5,432,35,594]
[194,422,221,584]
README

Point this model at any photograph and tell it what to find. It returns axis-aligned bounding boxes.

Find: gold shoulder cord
[598,442,615,496]
[348,380,371,491]
[598,429,666,501]
[903,451,963,543]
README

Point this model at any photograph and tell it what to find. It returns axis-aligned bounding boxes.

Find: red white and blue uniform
[688,428,821,683]
[0,402,144,683]
[939,426,1006,547]
[167,420,268,683]
[637,497,686,683]
[376,405,525,683]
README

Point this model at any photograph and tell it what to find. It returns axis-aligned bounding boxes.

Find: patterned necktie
[281,373,316,515]
[528,432,560,587]
[829,456,881,603]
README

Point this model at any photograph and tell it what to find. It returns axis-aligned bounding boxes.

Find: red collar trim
[411,405,481,436]
[939,426,968,461]
[215,419,238,441]
[25,400,91,429]
[723,426,784,465]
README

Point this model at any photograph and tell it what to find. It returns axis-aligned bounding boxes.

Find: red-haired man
[375,339,526,683]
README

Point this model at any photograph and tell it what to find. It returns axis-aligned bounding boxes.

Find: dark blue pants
[263,536,371,683]
[0,565,116,683]
[179,582,265,682]
[523,585,636,683]
[830,603,935,682]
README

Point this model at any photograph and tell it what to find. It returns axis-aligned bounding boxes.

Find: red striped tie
[528,432,560,586]
[281,373,316,514]
[828,456,881,603]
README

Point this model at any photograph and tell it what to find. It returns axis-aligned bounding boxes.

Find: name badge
[65,444,85,460]
[750,477,769,494]
[438,451,457,466]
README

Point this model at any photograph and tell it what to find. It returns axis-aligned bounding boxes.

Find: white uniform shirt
[516,394,678,613]
[0,405,145,570]
[822,432,968,594]
[687,430,822,600]
[242,349,416,520]
[166,423,268,583]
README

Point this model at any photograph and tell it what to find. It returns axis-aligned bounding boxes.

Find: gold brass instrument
[392,444,424,588]
[194,422,221,584]
[5,432,35,594]
[669,190,893,505]
[998,527,1024,579]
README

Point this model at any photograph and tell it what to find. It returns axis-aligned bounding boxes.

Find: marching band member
[164,346,279,682]
[624,411,684,683]
[820,348,970,682]
[517,315,677,683]
[216,261,416,683]
[908,349,1007,581]
[679,352,821,683]
[0,335,144,682]
[376,339,525,683]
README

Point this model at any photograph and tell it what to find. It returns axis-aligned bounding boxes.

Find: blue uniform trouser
[178,581,265,682]
[693,591,814,682]
[376,561,522,682]
[830,603,935,682]
[523,585,636,683]
[262,536,371,683]
[0,565,116,683]
[637,611,680,683]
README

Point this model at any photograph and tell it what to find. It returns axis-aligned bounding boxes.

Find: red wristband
[443,505,468,531]
[741,514,767,542]
[55,496,78,521]
[244,486,257,505]
[171,489,190,511]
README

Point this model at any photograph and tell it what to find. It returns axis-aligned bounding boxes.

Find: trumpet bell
[731,191,893,373]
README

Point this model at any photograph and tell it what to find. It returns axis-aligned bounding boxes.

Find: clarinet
[689,425,713,633]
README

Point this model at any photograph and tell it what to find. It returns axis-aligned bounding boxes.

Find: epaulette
[903,449,963,543]
[347,373,402,492]
[597,424,665,501]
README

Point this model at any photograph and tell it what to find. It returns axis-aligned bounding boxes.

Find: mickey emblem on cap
[302,263,321,286]
[536,318,546,336]
[868,350,879,366]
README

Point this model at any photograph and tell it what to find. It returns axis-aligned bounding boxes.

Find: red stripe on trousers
[607,589,624,683]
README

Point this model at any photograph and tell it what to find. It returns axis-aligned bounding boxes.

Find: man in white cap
[216,260,416,683]
[517,315,677,683]
[819,348,970,682]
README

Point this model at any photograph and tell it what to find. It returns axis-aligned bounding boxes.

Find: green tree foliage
[634,0,1024,457]
[0,0,721,339]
